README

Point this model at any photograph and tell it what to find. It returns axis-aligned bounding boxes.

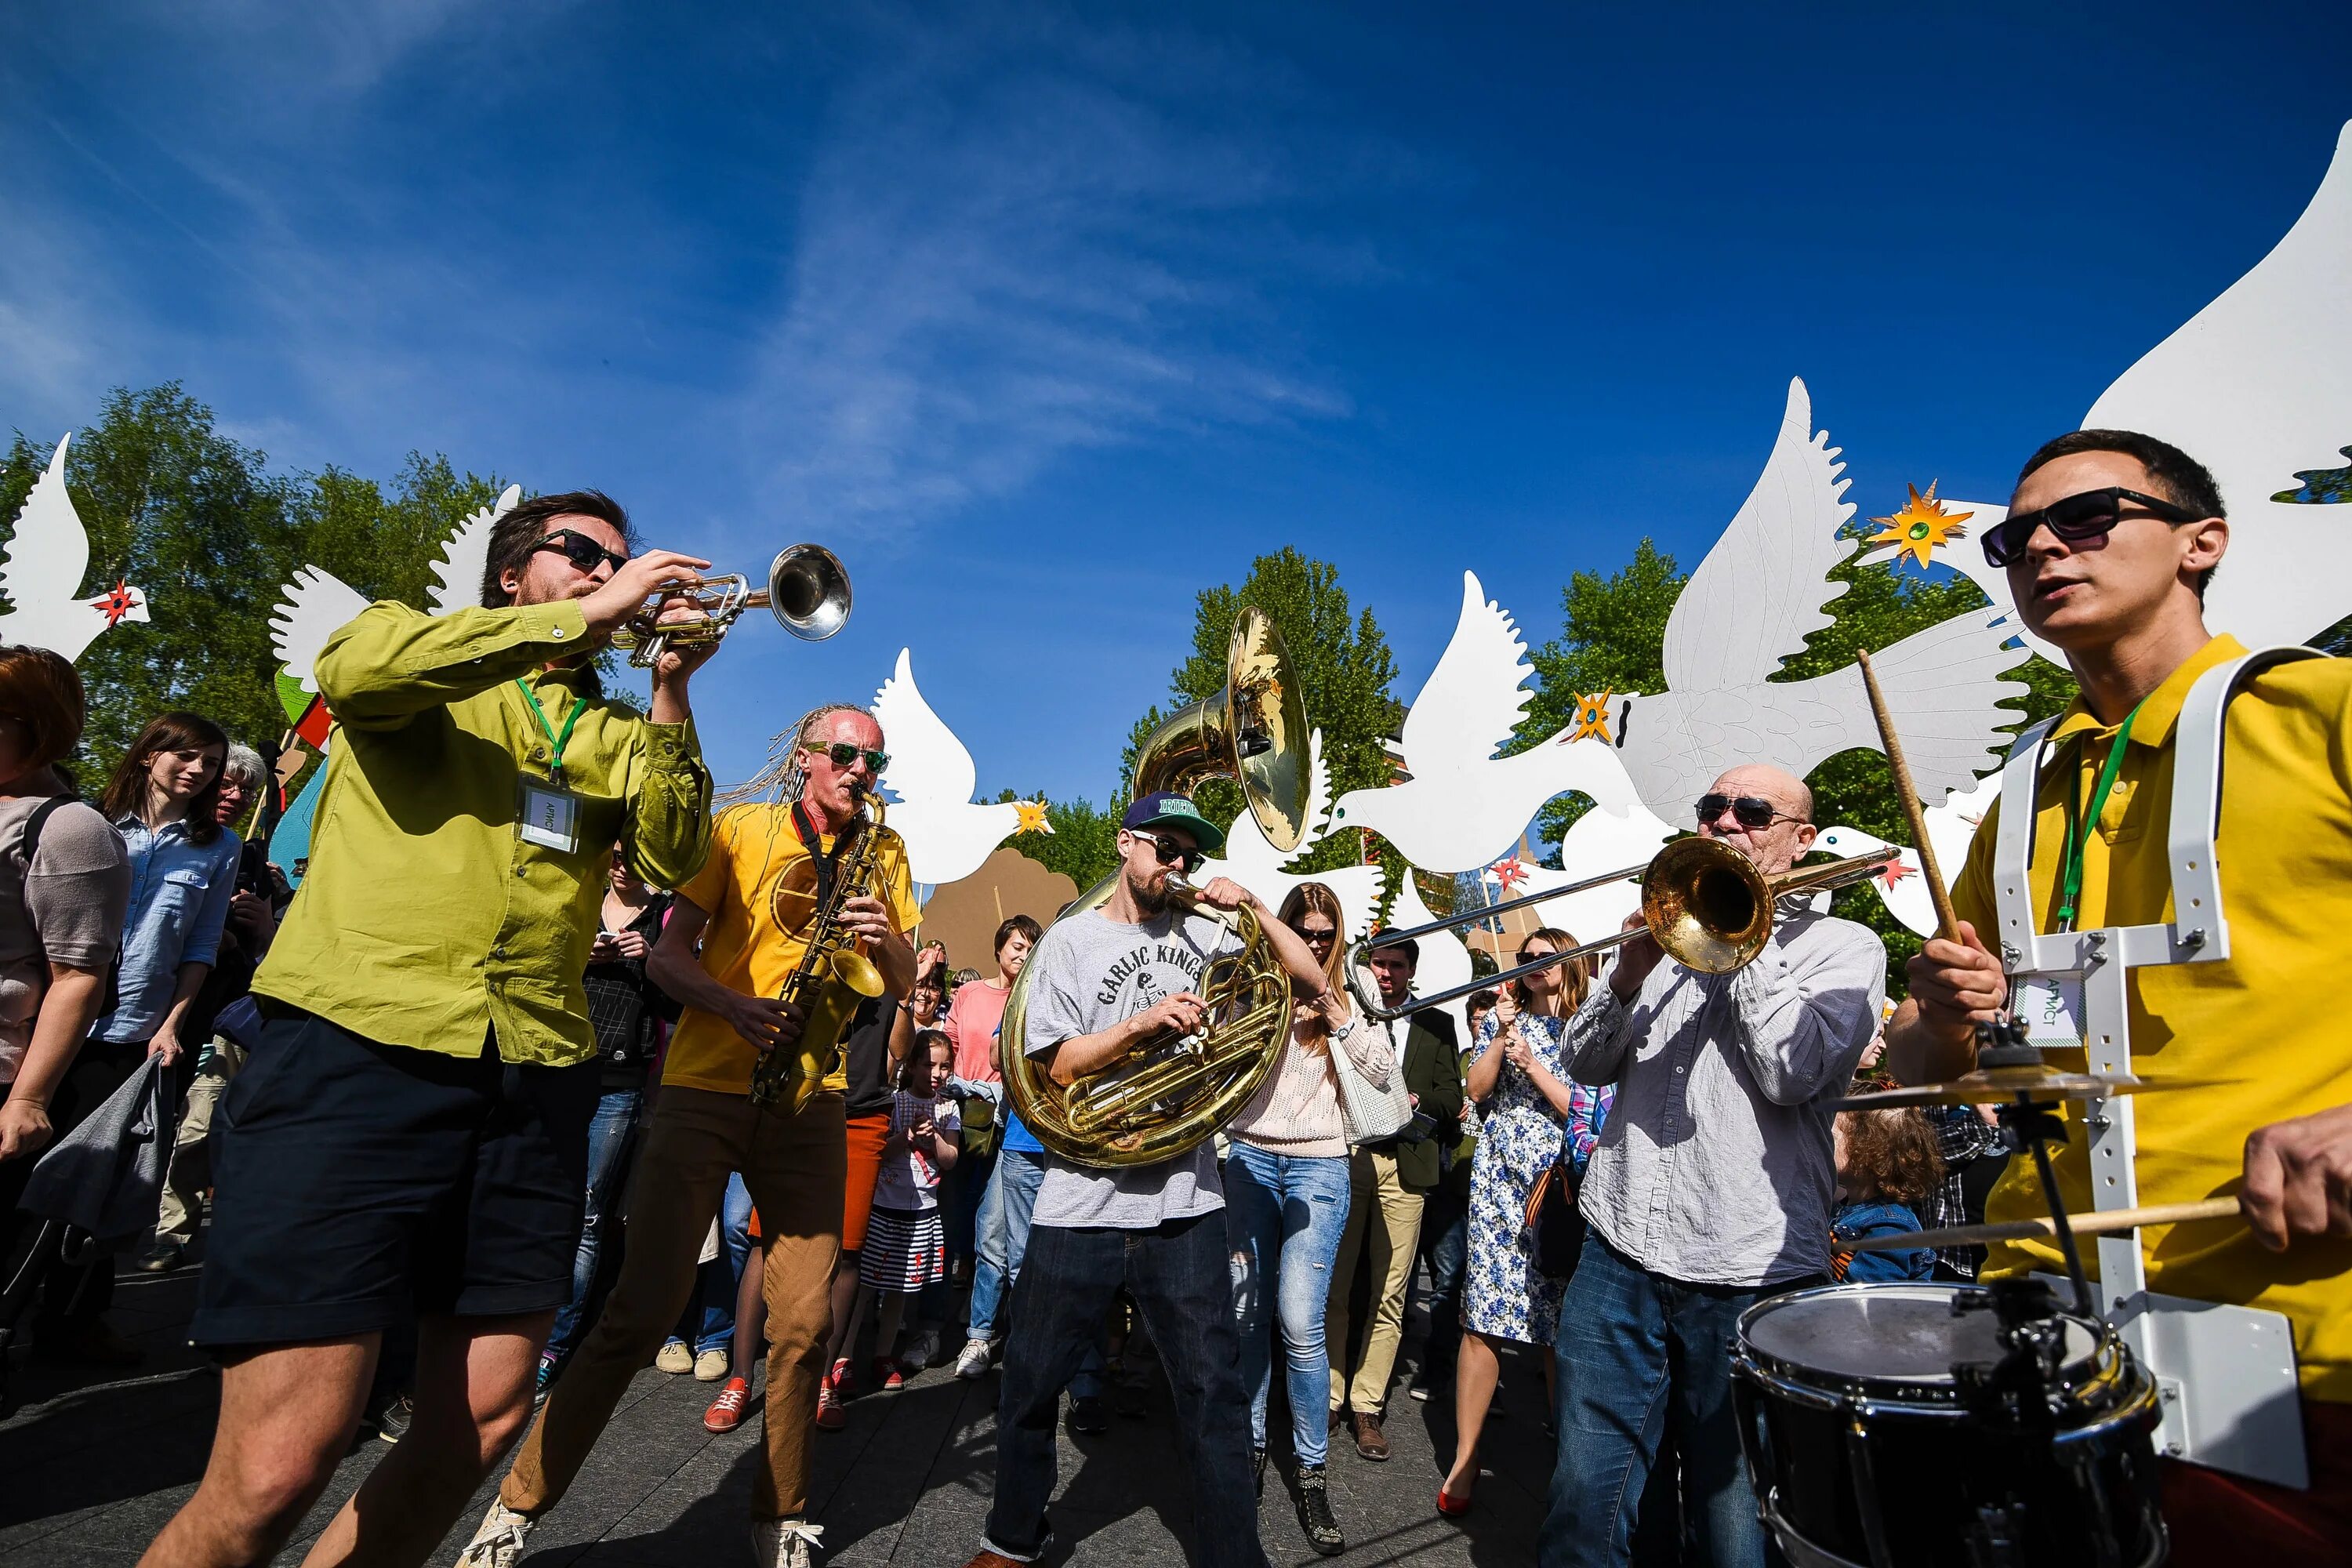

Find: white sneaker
[752,1517,824,1568]
[695,1348,731,1382]
[900,1327,942,1373]
[655,1339,694,1374]
[953,1338,996,1380]
[456,1501,533,1568]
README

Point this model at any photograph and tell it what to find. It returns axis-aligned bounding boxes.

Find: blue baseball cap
[1121,790,1225,855]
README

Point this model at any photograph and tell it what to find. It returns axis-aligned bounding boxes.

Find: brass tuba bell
[1000,608,1312,1168]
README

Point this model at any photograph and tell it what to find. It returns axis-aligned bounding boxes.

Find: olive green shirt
[253,599,713,1066]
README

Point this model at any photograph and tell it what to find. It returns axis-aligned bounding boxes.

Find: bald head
[1710,764,1812,823]
[1698,763,1817,875]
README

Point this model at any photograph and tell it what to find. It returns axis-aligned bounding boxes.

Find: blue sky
[5,2,2348,805]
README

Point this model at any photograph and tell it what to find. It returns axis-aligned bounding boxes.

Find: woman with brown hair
[1440,925,1613,1516]
[1830,1107,1947,1283]
[1221,880,1374,1556]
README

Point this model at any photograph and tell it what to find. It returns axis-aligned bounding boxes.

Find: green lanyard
[514,679,587,790]
[2053,698,2144,931]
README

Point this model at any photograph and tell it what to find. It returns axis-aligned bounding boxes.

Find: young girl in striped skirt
[850,1029,960,1389]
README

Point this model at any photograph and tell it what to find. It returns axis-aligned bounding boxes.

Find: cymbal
[1835,1066,2155,1110]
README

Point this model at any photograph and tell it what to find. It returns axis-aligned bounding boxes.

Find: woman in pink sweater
[1222,882,1387,1557]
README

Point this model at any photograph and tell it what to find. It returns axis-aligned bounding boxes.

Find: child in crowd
[1830,1105,1947,1283]
[841,1030,960,1390]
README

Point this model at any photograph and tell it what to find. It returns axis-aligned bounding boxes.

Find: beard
[1130,874,1172,916]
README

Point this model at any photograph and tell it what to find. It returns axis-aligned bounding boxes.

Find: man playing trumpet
[464,704,919,1568]
[147,492,715,1568]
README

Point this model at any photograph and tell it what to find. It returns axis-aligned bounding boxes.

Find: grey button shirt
[1566,906,1886,1287]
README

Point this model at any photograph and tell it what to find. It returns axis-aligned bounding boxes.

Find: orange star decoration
[1013,800,1052,834]
[1878,858,1915,889]
[1867,481,1973,571]
[1567,691,1613,743]
[1490,857,1529,894]
[90,580,143,625]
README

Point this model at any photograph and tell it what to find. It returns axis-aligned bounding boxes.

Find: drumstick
[1848,1195,2243,1252]
[1856,648,1962,942]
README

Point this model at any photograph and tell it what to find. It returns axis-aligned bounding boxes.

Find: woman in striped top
[1221,882,1386,1557]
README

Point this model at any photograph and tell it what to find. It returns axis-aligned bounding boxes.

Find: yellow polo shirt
[1951,633,2352,1402]
[662,801,919,1095]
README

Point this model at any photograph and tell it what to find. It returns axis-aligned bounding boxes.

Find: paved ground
[0,1254,1560,1566]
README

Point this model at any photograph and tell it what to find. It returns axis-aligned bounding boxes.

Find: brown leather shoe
[1351,1410,1390,1461]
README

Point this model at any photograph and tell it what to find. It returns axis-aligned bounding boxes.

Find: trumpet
[1344,837,1900,1022]
[611,543,852,666]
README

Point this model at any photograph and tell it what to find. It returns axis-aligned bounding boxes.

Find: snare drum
[1730,1284,2165,1568]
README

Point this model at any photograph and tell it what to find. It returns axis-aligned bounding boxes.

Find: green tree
[1121,546,1403,877]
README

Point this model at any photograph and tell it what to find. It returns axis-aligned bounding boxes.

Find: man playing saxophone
[463,704,918,1568]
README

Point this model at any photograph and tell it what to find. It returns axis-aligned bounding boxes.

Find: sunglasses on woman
[533,528,631,575]
[1289,922,1338,945]
[808,742,889,774]
[1695,793,1803,829]
[1126,828,1202,873]
[1980,487,2205,568]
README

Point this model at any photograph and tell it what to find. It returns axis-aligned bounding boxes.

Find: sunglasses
[1981,487,2205,568]
[808,742,889,774]
[534,528,631,575]
[1290,922,1339,945]
[1696,793,1804,829]
[1126,828,1202,873]
[1515,948,1560,965]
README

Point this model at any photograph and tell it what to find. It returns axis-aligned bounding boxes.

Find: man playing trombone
[1539,764,1886,1568]
[147,492,715,1568]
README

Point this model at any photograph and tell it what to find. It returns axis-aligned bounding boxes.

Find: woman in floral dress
[1439,927,1613,1515]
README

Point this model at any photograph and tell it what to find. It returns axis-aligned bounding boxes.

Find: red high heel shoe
[1436,1483,1472,1519]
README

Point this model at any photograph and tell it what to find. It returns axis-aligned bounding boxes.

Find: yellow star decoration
[1014,800,1053,834]
[1569,691,1613,742]
[1867,481,1973,570]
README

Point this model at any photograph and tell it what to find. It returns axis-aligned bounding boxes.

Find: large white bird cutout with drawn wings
[1197,728,1386,940]
[1816,771,2002,938]
[270,484,523,695]
[0,432,151,662]
[872,648,1051,887]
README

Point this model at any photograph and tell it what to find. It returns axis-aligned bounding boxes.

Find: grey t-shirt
[1022,905,1243,1230]
[0,790,133,1084]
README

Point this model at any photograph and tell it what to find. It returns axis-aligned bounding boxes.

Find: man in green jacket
[1327,937,1465,1460]
[146,492,715,1568]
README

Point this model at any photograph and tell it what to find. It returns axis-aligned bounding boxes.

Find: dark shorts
[191,1007,599,1348]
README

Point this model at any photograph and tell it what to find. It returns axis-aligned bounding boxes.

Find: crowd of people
[0,423,2347,1568]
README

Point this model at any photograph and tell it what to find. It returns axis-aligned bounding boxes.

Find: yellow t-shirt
[661,801,920,1096]
[1951,633,2352,1402]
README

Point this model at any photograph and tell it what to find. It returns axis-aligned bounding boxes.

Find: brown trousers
[503,1086,845,1521]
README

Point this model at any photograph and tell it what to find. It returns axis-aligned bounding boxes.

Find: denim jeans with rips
[546,1087,643,1366]
[983,1214,1268,1568]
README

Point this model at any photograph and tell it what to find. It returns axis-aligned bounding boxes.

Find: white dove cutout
[1814,770,2002,938]
[1378,873,1476,1049]
[0,432,152,662]
[270,484,524,694]
[1326,571,1567,873]
[1583,379,2031,822]
[1475,742,1679,946]
[1197,728,1385,940]
[871,648,1051,888]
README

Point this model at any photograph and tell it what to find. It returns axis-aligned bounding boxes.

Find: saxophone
[750,790,893,1113]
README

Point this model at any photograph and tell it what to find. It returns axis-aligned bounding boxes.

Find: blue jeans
[985,1215,1268,1568]
[1417,1175,1470,1381]
[1540,1232,1808,1568]
[1221,1142,1350,1465]
[968,1146,1100,1398]
[671,1171,753,1356]
[546,1087,643,1365]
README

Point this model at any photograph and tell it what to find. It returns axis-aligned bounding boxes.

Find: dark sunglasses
[1515,948,1560,966]
[1696,793,1803,829]
[1127,827,1202,873]
[1981,487,2205,568]
[534,528,630,575]
[1290,922,1339,944]
[808,741,889,774]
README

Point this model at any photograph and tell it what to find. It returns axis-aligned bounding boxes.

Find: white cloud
[742,13,1366,532]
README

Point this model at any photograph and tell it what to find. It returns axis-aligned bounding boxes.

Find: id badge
[2012,974,2085,1051]
[517,778,584,853]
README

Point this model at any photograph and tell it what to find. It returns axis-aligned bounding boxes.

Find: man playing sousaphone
[464,704,919,1568]
[1886,430,2352,1559]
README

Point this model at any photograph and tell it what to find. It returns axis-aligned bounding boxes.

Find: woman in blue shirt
[93,712,239,1070]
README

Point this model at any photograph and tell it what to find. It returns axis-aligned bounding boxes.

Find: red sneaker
[870,1356,905,1392]
[826,1357,851,1393]
[814,1385,846,1431]
[703,1377,751,1434]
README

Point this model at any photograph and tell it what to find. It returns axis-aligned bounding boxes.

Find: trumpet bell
[768,544,852,641]
[1129,606,1311,853]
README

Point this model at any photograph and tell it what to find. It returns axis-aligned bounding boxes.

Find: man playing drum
[1887,430,2352,1559]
